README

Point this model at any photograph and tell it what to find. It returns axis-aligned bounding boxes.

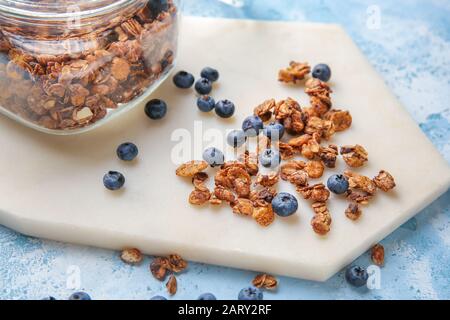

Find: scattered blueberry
[195,78,213,95]
[198,293,217,300]
[272,192,298,217]
[69,292,91,300]
[147,0,169,19]
[312,64,332,82]
[238,286,263,301]
[242,115,264,137]
[327,174,349,195]
[345,265,369,287]
[116,142,139,161]
[150,295,167,300]
[145,99,167,120]
[227,130,247,148]
[202,147,225,167]
[41,296,56,300]
[173,71,195,89]
[259,148,281,168]
[197,95,216,112]
[200,67,220,82]
[215,99,235,118]
[263,122,285,140]
[103,171,125,191]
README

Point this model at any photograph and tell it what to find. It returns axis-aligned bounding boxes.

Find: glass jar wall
[0,0,179,134]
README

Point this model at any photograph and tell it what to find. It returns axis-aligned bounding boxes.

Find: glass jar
[0,0,179,134]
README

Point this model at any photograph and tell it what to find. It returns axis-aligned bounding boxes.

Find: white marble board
[0,17,449,281]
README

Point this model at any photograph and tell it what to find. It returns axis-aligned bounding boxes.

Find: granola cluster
[298,183,330,203]
[373,170,396,192]
[150,253,187,296]
[311,202,332,236]
[297,183,332,235]
[252,274,278,290]
[176,160,209,177]
[280,159,326,185]
[340,145,369,168]
[175,161,214,205]
[305,78,333,117]
[345,203,362,221]
[280,160,309,187]
[190,172,211,205]
[120,248,144,265]
[371,244,385,266]
[166,275,177,296]
[324,109,353,132]
[254,99,276,122]
[278,62,311,84]
[0,0,178,130]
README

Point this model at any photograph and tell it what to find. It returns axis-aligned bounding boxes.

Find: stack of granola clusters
[0,0,178,130]
[177,61,396,236]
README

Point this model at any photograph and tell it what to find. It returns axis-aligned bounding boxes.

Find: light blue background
[1,0,449,300]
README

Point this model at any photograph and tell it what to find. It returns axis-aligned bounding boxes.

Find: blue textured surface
[1,0,449,300]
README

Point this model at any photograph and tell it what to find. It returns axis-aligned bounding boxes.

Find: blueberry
[242,115,264,137]
[312,64,332,82]
[147,0,169,19]
[272,192,298,217]
[227,130,247,148]
[173,71,195,89]
[345,265,369,287]
[197,95,215,112]
[145,99,167,120]
[202,147,225,167]
[263,122,285,140]
[103,171,125,191]
[259,148,281,168]
[327,174,349,195]
[117,142,138,161]
[195,78,213,95]
[238,286,263,301]
[198,293,217,300]
[200,67,219,82]
[215,100,235,118]
[69,292,91,300]
[150,295,167,300]
[41,296,56,300]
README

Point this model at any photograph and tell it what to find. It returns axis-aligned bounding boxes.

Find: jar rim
[0,0,143,21]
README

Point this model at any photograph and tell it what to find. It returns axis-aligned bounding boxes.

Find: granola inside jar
[0,0,179,134]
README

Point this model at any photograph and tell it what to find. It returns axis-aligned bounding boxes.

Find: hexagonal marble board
[0,17,449,281]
